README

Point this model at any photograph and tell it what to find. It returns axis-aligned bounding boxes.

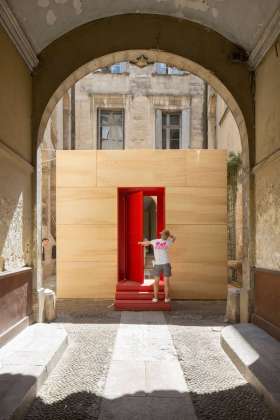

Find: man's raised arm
[138,240,152,247]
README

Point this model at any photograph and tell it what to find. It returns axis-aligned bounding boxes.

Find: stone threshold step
[221,323,280,419]
[0,323,68,420]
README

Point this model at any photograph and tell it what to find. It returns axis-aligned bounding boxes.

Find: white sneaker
[165,298,171,303]
[152,298,158,303]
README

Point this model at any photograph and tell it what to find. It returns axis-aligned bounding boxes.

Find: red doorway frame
[118,187,165,282]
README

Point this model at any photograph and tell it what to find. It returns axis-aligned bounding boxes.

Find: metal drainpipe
[203,81,208,149]
[71,85,76,150]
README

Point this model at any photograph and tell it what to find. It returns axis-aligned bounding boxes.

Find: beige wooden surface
[56,150,97,187]
[56,149,227,299]
[57,225,117,262]
[57,187,117,225]
[57,261,116,299]
[186,149,227,188]
[171,262,227,299]
[167,224,227,263]
[96,150,186,187]
[166,187,227,225]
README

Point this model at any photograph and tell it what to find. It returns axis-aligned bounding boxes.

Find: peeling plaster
[38,0,50,8]
[46,9,57,26]
[39,0,83,27]
[10,0,280,53]
[73,0,82,15]
[212,7,219,18]
[255,160,280,270]
[1,194,25,270]
[157,0,210,13]
[176,0,209,12]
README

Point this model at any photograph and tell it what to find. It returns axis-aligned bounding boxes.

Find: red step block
[116,280,165,292]
[115,291,165,300]
[114,299,171,311]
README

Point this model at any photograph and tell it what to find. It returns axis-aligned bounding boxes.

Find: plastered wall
[255,37,280,270]
[56,149,227,299]
[0,28,32,161]
[216,97,241,154]
[0,26,33,271]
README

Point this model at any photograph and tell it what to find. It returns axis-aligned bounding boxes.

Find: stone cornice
[0,0,38,71]
[252,148,280,174]
[249,8,280,69]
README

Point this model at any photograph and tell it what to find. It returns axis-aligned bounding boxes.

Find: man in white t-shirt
[138,230,176,303]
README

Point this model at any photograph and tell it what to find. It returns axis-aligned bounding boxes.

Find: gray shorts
[154,263,172,278]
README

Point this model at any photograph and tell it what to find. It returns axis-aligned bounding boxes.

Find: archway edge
[34,13,253,166]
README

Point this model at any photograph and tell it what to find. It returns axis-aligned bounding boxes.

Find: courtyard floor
[24,301,274,420]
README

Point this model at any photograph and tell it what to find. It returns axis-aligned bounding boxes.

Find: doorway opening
[118,187,165,283]
[143,196,157,279]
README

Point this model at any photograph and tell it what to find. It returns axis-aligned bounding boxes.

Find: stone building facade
[70,62,207,151]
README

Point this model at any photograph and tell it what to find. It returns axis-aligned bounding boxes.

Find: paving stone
[148,396,197,420]
[100,311,196,419]
[221,323,280,418]
[99,396,149,420]
[145,360,188,396]
[0,366,45,420]
[113,315,177,362]
[0,324,68,420]
[99,395,197,420]
[103,360,146,398]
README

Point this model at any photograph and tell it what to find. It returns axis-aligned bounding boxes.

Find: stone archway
[33,14,253,321]
[36,49,250,166]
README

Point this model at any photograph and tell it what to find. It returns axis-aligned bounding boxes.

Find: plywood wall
[56,149,227,299]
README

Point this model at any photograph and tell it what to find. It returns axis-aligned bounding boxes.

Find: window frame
[110,62,127,74]
[97,108,125,150]
[154,63,185,76]
[161,111,182,150]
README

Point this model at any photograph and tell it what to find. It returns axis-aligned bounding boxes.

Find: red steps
[115,299,171,311]
[116,280,165,292]
[116,291,165,300]
[114,280,170,311]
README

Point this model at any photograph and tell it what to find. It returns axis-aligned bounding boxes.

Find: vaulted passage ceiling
[6,0,280,53]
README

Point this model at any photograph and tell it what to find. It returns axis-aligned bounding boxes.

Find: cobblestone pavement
[165,302,274,420]
[25,301,120,420]
[24,301,274,420]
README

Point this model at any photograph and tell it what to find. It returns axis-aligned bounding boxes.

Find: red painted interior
[118,187,165,282]
[127,191,144,281]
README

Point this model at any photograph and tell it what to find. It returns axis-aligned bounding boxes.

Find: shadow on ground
[23,386,274,420]
[56,300,227,326]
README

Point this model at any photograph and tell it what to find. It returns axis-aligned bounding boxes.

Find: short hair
[160,230,170,240]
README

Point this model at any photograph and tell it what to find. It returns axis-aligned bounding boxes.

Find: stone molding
[249,8,280,69]
[0,0,38,71]
[252,147,280,174]
[0,139,34,174]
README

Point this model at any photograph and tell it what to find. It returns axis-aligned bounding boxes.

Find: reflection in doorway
[143,196,157,279]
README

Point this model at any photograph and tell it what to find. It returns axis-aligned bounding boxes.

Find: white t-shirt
[150,238,173,265]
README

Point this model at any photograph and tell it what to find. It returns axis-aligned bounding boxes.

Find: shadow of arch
[24,387,274,420]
